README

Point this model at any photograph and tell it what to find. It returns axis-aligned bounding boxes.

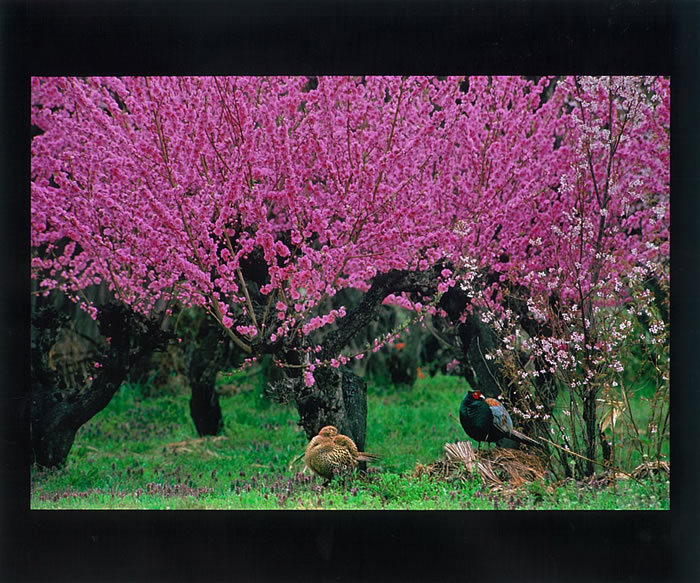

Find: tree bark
[440,284,559,450]
[303,268,440,447]
[184,317,227,436]
[293,367,368,450]
[30,303,168,467]
[582,389,598,476]
[439,287,503,394]
[458,312,503,397]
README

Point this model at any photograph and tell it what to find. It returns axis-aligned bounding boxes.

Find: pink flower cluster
[31,76,669,383]
[31,77,465,340]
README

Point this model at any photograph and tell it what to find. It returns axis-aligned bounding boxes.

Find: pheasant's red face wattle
[472,391,482,400]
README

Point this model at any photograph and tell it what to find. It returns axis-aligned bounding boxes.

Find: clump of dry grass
[546,459,670,491]
[631,460,669,480]
[412,441,548,490]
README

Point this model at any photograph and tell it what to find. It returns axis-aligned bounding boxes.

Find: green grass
[30,374,669,510]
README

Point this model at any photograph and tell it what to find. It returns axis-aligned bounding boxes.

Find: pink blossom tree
[31,76,669,474]
[31,76,469,462]
[449,76,670,476]
[31,76,463,338]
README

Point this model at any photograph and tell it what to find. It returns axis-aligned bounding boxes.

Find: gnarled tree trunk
[30,303,168,467]
[440,284,557,451]
[184,317,227,436]
[294,367,368,450]
[269,267,445,452]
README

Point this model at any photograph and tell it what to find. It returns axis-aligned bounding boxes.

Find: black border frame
[3,1,698,581]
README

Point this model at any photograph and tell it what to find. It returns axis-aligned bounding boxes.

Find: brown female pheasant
[304,425,380,482]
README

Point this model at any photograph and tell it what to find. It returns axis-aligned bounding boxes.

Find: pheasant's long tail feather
[357,452,380,462]
[511,429,544,449]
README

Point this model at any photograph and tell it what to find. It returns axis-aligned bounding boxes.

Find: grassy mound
[413,441,548,491]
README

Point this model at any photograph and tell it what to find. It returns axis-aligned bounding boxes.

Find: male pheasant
[304,425,380,482]
[459,390,541,450]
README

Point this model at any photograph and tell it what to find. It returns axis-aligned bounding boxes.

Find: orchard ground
[30,372,669,510]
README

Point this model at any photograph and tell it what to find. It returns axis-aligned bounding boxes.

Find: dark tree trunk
[297,268,440,446]
[340,369,369,452]
[30,303,168,468]
[190,384,224,436]
[439,287,504,395]
[31,361,123,468]
[184,318,227,436]
[440,284,559,451]
[241,247,447,454]
[582,388,598,476]
[455,312,524,450]
[294,367,368,451]
[457,312,503,398]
